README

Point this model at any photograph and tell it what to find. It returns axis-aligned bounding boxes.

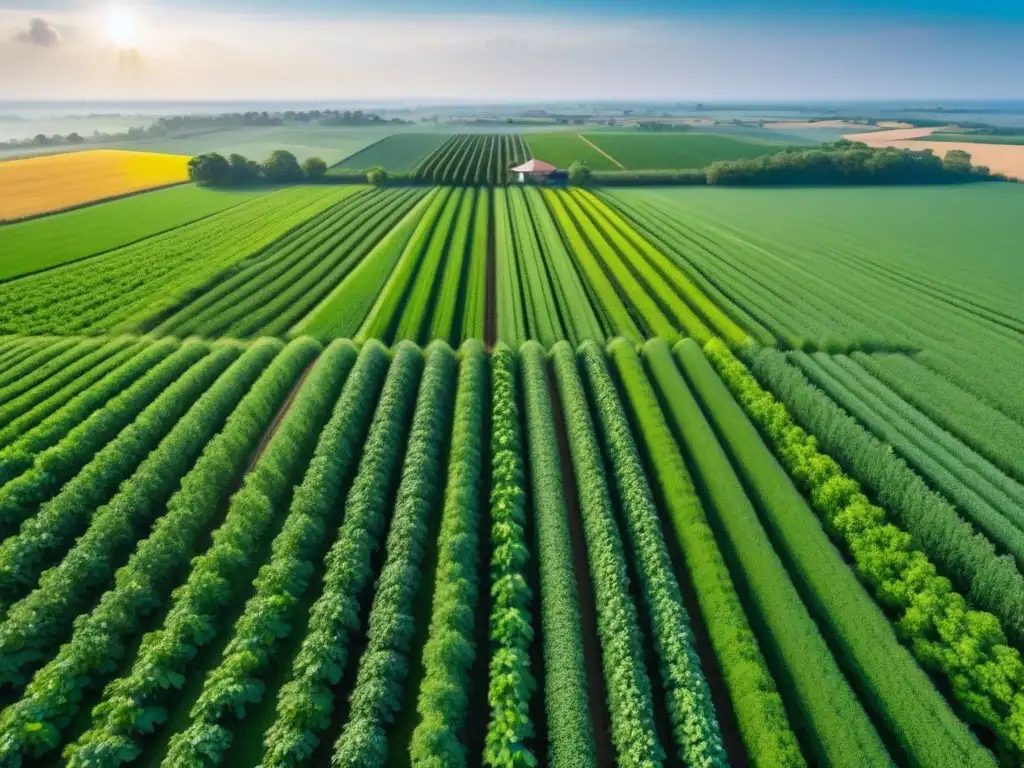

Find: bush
[367,166,390,186]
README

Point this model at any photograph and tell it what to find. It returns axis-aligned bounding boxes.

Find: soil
[243,360,315,476]
[545,368,615,768]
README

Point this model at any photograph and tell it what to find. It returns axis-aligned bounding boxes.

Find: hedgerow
[608,339,810,767]
[0,341,269,688]
[684,339,996,767]
[410,340,487,767]
[483,344,537,768]
[744,345,1024,649]
[0,339,212,533]
[332,342,459,767]
[0,342,238,617]
[162,341,391,768]
[0,336,138,428]
[67,339,356,766]
[260,342,424,768]
[519,342,596,767]
[703,337,1024,762]
[549,343,666,767]
[0,337,178,461]
[0,337,309,764]
[0,337,81,392]
[574,341,735,766]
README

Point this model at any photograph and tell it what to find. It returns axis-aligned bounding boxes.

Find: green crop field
[330,133,450,173]
[0,150,1021,768]
[524,132,622,170]
[0,185,270,281]
[584,132,805,169]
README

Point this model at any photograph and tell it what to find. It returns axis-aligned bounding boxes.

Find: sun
[107,7,138,48]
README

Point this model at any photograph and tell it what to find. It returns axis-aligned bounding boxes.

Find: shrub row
[0,342,239,618]
[550,344,668,766]
[482,344,537,768]
[0,336,139,431]
[67,339,354,766]
[519,342,596,767]
[704,338,1024,761]
[0,341,271,689]
[0,337,307,764]
[685,339,994,767]
[163,341,390,767]
[0,339,212,533]
[610,339,807,767]
[332,343,459,767]
[260,343,424,768]
[410,341,487,767]
[575,341,732,766]
[0,337,179,467]
[744,346,1024,649]
[0,337,82,395]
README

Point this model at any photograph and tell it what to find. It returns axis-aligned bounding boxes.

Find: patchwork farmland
[0,127,1022,768]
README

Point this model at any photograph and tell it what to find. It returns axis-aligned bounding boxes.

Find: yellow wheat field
[0,150,190,221]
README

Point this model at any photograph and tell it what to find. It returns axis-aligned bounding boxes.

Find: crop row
[0,333,1010,768]
[0,188,349,336]
[414,134,530,185]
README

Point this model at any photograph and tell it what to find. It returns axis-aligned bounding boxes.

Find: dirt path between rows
[484,189,498,350]
[244,360,316,476]
[579,134,626,170]
[546,368,615,767]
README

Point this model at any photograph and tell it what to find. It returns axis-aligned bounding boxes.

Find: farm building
[511,158,557,183]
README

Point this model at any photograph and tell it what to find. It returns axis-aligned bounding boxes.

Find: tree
[228,153,261,184]
[367,166,390,186]
[302,156,328,181]
[66,133,85,145]
[942,149,973,174]
[568,161,592,186]
[262,150,304,183]
[188,153,232,186]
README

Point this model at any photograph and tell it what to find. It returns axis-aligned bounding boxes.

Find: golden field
[0,150,190,221]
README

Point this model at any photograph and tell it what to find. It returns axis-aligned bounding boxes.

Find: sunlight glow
[107,7,138,48]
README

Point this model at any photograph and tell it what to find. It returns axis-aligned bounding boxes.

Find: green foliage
[152,187,426,339]
[550,343,668,767]
[0,342,236,623]
[409,341,487,767]
[493,187,528,348]
[0,337,102,401]
[567,161,593,186]
[459,188,490,341]
[260,343,423,768]
[576,342,740,765]
[302,156,328,180]
[519,342,596,768]
[704,338,1024,761]
[429,189,478,344]
[523,133,619,171]
[367,166,390,186]
[507,187,564,346]
[608,339,808,767]
[0,337,309,764]
[331,134,450,174]
[0,187,349,336]
[413,134,529,186]
[332,343,459,767]
[744,346,1024,650]
[0,338,173,457]
[0,339,212,534]
[483,344,538,768]
[164,341,391,768]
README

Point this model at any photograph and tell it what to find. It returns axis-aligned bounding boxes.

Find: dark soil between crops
[484,188,498,350]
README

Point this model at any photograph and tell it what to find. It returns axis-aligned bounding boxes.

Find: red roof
[511,158,557,173]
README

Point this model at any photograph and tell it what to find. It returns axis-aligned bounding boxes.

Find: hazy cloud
[12,17,61,48]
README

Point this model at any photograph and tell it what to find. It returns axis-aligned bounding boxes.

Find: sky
[1,0,1023,102]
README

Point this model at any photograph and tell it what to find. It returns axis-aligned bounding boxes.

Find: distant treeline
[0,109,407,152]
[188,150,328,186]
[591,141,1007,186]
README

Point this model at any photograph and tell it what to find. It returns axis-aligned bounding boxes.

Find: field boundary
[578,135,625,169]
[0,180,191,227]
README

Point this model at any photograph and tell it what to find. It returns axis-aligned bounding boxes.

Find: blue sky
[1,0,1022,100]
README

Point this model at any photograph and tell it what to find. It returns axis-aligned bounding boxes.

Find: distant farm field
[0,185,269,281]
[0,149,190,221]
[524,132,621,170]
[920,133,1024,145]
[584,132,803,169]
[330,133,449,173]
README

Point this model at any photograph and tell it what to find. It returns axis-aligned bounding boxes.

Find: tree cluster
[188,150,328,186]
